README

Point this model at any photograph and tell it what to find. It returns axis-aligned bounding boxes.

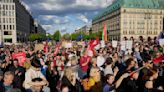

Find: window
[3,25,5,30]
[6,5,8,10]
[10,25,12,30]
[12,5,14,10]
[4,38,12,43]
[4,31,12,35]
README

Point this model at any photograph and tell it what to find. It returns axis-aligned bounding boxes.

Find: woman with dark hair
[46,61,59,92]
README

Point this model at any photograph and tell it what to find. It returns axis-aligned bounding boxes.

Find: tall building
[92,0,164,41]
[0,0,45,43]
[34,20,46,34]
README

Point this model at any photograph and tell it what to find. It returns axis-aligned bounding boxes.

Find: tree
[62,33,71,40]
[53,30,61,41]
[28,33,47,42]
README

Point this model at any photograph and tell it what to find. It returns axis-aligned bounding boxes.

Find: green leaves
[53,30,61,41]
[29,33,46,41]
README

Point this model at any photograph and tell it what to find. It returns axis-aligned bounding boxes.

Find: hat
[0,70,3,76]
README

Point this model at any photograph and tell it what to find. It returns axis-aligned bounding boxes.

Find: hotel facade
[92,0,164,41]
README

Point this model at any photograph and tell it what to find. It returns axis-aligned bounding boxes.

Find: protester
[0,38,163,92]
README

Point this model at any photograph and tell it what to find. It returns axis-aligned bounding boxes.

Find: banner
[12,52,26,66]
[112,40,118,48]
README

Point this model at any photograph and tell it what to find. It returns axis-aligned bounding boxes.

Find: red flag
[153,55,164,64]
[54,45,60,56]
[87,37,99,57]
[44,41,49,53]
[102,22,107,42]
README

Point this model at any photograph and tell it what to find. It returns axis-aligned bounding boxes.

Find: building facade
[75,25,91,34]
[0,0,45,43]
[92,0,164,41]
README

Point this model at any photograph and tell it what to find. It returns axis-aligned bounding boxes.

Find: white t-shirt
[24,67,46,89]
[97,55,105,69]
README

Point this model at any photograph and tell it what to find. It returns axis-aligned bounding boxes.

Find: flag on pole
[102,22,107,42]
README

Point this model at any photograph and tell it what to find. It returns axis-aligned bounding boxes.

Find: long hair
[63,67,76,82]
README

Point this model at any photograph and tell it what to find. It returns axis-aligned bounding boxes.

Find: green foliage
[53,30,61,41]
[70,30,103,41]
[29,33,46,41]
[62,33,71,40]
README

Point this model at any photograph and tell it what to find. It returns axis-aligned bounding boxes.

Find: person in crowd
[0,70,3,82]
[28,78,47,92]
[104,57,119,76]
[9,59,25,90]
[88,67,103,92]
[144,68,163,92]
[60,84,69,92]
[0,56,12,72]
[61,67,81,92]
[97,50,105,70]
[103,73,129,92]
[80,50,91,78]
[23,57,49,92]
[117,71,139,92]
[0,71,18,92]
[46,61,59,92]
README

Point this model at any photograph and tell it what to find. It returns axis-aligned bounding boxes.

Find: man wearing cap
[23,57,49,92]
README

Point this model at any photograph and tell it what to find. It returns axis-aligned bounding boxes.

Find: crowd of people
[0,39,163,92]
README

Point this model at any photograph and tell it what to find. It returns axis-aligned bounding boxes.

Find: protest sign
[100,40,105,48]
[159,39,164,46]
[35,44,44,51]
[112,40,118,48]
[121,41,126,51]
[12,52,26,66]
[126,41,133,50]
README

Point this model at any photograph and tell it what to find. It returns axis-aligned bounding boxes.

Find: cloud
[78,14,89,23]
[38,15,70,25]
[21,0,114,33]
[22,0,113,16]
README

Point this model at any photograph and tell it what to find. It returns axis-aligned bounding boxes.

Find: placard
[159,39,164,46]
[126,41,133,50]
[100,40,105,48]
[112,40,118,48]
[121,41,126,51]
[35,44,44,51]
[12,52,26,66]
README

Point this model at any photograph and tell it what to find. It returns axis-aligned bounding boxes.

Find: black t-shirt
[117,77,138,92]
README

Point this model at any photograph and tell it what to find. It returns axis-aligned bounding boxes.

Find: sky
[21,0,114,34]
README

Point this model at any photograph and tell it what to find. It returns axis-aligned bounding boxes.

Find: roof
[92,0,164,22]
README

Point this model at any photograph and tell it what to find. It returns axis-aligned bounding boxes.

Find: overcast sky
[22,0,114,34]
